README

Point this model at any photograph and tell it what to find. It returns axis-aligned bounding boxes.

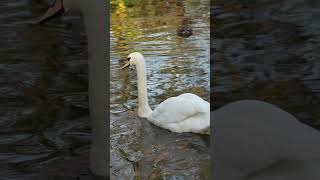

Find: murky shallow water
[212,0,320,129]
[110,0,210,179]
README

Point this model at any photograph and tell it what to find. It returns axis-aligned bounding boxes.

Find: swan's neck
[136,60,152,118]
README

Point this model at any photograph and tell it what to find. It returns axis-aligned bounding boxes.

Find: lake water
[212,0,320,129]
[0,0,91,179]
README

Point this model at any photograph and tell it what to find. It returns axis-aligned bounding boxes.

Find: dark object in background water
[177,18,193,38]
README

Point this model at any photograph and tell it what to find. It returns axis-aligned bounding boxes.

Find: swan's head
[121,52,145,69]
[36,0,82,24]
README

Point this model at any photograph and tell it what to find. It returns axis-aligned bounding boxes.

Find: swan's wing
[148,94,209,124]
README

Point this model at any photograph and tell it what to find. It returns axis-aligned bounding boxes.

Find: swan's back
[148,93,210,134]
[212,100,320,179]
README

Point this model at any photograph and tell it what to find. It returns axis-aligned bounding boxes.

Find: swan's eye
[127,57,131,61]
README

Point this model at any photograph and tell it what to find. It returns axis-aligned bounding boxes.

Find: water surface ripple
[212,0,320,129]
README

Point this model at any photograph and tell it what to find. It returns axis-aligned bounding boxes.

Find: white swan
[212,100,320,180]
[121,52,210,134]
[37,0,108,178]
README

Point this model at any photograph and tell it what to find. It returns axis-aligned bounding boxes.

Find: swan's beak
[36,0,64,24]
[120,62,130,69]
